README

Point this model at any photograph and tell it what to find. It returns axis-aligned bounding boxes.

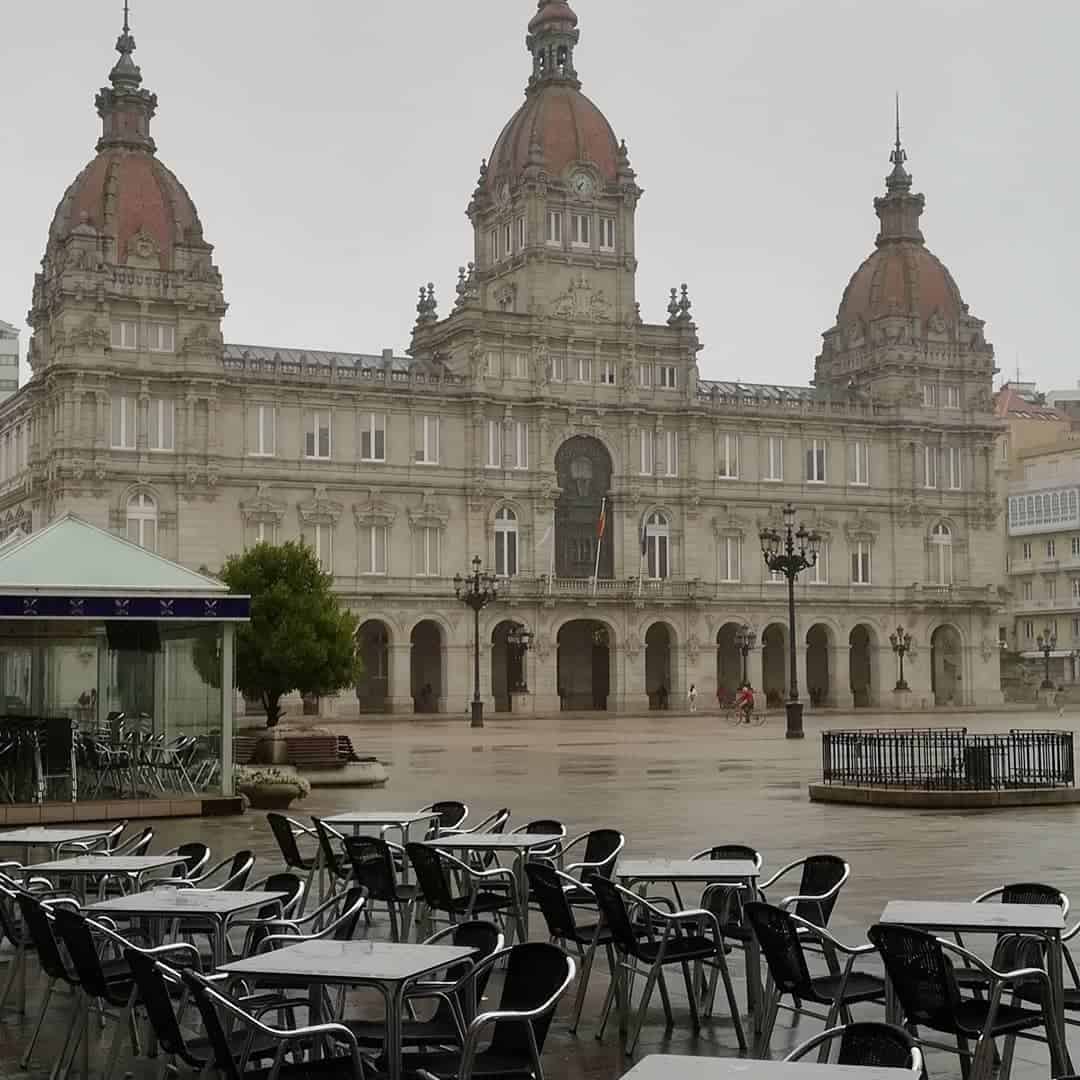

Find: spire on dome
[527,1,581,92]
[873,95,924,247]
[95,2,157,153]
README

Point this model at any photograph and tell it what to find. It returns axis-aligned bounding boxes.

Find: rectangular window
[851,541,871,585]
[599,359,616,385]
[719,536,740,582]
[110,395,136,450]
[945,385,960,409]
[254,520,276,546]
[599,217,616,251]
[806,438,827,483]
[567,355,590,383]
[808,542,829,584]
[495,524,518,577]
[947,446,962,490]
[511,421,528,470]
[657,365,677,389]
[923,383,938,407]
[251,404,275,456]
[416,527,441,577]
[661,431,678,477]
[1023,581,1033,601]
[1047,539,1057,559]
[924,446,938,489]
[717,433,739,479]
[485,351,500,378]
[1023,542,1032,560]
[850,441,869,486]
[545,210,562,245]
[510,353,528,379]
[111,321,138,351]
[414,415,440,464]
[1047,579,1057,602]
[304,410,331,459]
[1025,620,1035,640]
[359,525,388,575]
[570,213,590,247]
[766,436,784,481]
[146,323,175,353]
[488,230,498,263]
[646,530,669,580]
[1074,616,1080,638]
[639,430,654,475]
[503,222,512,257]
[551,352,565,382]
[360,414,386,462]
[1001,438,1009,462]
[148,398,174,452]
[638,363,651,388]
[313,523,333,573]
[516,216,525,251]
[1073,537,1080,557]
[486,419,502,469]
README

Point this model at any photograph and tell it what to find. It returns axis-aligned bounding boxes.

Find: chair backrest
[406,842,457,910]
[580,829,623,882]
[694,843,762,869]
[488,942,574,1057]
[119,825,153,857]
[125,950,206,1069]
[743,902,814,997]
[590,878,643,956]
[795,854,847,926]
[331,886,369,941]
[311,816,346,877]
[425,801,468,831]
[266,813,306,870]
[786,1022,920,1069]
[15,896,71,983]
[104,820,129,851]
[343,836,398,902]
[180,970,242,1080]
[171,842,211,877]
[526,863,580,941]
[223,850,255,890]
[258,872,303,919]
[1001,882,1065,908]
[867,923,961,1031]
[52,907,115,999]
[426,920,503,996]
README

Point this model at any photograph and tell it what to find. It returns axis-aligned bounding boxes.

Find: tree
[199,541,362,727]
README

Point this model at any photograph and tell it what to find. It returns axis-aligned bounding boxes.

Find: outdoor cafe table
[87,888,288,966]
[880,900,1070,1069]
[219,938,476,1080]
[321,810,441,885]
[421,832,565,940]
[621,1053,909,1080]
[25,853,187,900]
[0,825,113,862]
[617,859,763,1033]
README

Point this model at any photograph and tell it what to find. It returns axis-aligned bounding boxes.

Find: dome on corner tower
[485,1,621,194]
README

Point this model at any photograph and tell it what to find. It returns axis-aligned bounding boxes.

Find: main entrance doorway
[557,620,610,710]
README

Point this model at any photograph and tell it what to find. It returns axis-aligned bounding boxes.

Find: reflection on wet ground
[1,707,1077,1078]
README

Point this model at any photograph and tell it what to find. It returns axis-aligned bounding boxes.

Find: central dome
[486,0,620,193]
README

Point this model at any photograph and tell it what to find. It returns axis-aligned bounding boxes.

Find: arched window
[126,491,158,551]
[645,511,670,580]
[930,521,952,585]
[494,507,518,577]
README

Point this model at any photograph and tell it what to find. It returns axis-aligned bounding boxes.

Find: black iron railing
[821,727,1075,790]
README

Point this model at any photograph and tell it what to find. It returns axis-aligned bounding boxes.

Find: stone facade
[0,323,19,405]
[0,2,1007,716]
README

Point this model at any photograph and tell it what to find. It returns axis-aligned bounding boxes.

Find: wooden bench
[232,733,369,769]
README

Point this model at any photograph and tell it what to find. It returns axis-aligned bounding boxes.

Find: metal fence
[820,727,1075,791]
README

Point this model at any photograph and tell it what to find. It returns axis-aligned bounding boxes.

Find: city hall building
[0,2,1007,716]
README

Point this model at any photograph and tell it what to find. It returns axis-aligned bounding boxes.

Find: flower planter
[239,782,303,810]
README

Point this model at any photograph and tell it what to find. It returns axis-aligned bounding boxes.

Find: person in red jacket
[735,683,755,724]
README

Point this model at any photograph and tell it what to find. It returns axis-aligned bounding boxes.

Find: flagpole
[592,497,606,597]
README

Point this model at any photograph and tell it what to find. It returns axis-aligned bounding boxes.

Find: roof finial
[886,92,911,193]
[123,0,130,34]
[109,0,142,88]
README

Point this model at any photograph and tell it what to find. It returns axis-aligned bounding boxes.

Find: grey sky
[3,1,1077,392]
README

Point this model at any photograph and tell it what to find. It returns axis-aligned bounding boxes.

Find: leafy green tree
[198,542,361,727]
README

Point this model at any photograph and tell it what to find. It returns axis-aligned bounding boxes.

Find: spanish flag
[596,499,607,540]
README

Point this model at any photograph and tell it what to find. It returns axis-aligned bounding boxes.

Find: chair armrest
[786,911,874,955]
[779,881,847,910]
[468,866,516,883]
[759,857,802,891]
[938,935,1051,986]
[972,886,1006,904]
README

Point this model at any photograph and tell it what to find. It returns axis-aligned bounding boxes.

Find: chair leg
[627,962,662,1055]
[712,951,747,1052]
[570,938,600,1034]
[755,988,781,1059]
[655,966,674,1026]
[681,962,701,1033]
[956,1033,972,1080]
[21,976,57,1067]
[103,987,138,1080]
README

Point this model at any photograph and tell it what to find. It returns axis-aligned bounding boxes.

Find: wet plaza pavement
[2,705,1078,1078]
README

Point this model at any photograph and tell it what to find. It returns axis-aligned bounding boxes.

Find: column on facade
[872,644,893,708]
[831,642,854,709]
[796,642,809,711]
[747,644,765,710]
[388,642,413,713]
[531,630,559,713]
[618,640,650,714]
[444,633,471,715]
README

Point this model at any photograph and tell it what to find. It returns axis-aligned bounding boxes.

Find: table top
[88,889,287,916]
[0,827,113,846]
[881,900,1065,933]
[422,832,564,851]
[26,854,187,874]
[622,1055,906,1079]
[618,859,760,882]
[322,811,436,827]
[219,939,476,984]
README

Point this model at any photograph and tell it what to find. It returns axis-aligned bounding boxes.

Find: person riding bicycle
[735,682,755,724]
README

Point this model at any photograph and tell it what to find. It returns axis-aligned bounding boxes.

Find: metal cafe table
[621,1053,909,1079]
[617,858,763,1033]
[87,888,288,966]
[219,938,476,1080]
[0,825,114,862]
[879,900,1070,1070]
[321,809,442,883]
[421,832,565,939]
[25,853,188,900]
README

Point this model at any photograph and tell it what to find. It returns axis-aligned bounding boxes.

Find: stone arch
[761,622,788,706]
[355,619,392,713]
[410,619,445,713]
[849,623,878,707]
[490,619,528,713]
[715,621,748,702]
[805,623,834,707]
[555,617,615,711]
[930,622,964,706]
[554,435,614,579]
[644,621,675,709]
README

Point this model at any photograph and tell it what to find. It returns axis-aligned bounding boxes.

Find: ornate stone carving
[408,491,449,529]
[844,512,879,538]
[125,227,161,268]
[298,486,343,525]
[71,314,109,350]
[548,273,612,322]
[241,484,286,525]
[686,633,700,665]
[353,492,397,527]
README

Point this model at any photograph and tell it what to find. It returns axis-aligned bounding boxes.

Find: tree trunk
[263,692,282,728]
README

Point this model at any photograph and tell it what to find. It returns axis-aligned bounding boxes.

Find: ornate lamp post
[734,624,757,686]
[889,626,913,691]
[505,625,533,693]
[1036,626,1057,690]
[759,504,820,739]
[454,556,498,728]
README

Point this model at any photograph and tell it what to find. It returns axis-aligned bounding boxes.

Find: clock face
[571,172,596,196]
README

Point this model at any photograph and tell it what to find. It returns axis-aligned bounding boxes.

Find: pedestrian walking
[687,683,697,712]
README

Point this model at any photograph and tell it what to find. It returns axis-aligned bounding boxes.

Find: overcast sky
[3,1,1077,392]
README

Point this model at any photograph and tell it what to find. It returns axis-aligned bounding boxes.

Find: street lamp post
[454,556,498,728]
[505,625,533,693]
[734,624,757,686]
[888,626,913,691]
[759,504,820,740]
[1036,627,1057,690]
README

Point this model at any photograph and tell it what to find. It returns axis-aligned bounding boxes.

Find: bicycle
[721,702,767,727]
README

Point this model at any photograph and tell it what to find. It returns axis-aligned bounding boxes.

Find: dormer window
[556,45,569,74]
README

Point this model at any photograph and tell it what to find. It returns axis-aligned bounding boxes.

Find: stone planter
[239,781,303,810]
